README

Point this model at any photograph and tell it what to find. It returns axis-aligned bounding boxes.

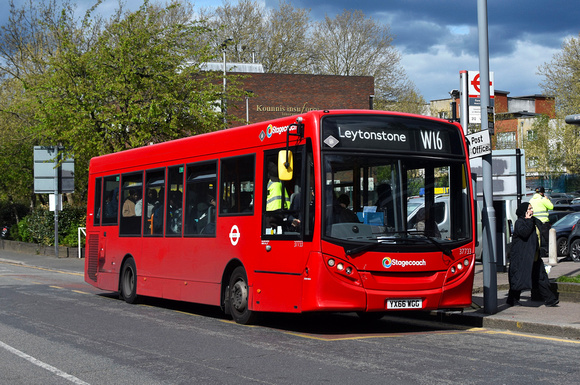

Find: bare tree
[538,33,580,174]
[310,9,423,112]
[259,1,312,73]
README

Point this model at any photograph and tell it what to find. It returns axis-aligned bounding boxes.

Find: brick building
[428,91,556,150]
[209,63,374,125]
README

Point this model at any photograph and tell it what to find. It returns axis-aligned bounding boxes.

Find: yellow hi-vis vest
[266,180,290,211]
[530,193,553,223]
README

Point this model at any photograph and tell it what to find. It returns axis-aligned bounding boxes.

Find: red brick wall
[535,97,555,118]
[228,73,374,124]
[494,93,508,113]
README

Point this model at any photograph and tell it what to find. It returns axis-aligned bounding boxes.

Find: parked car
[548,210,575,224]
[552,212,580,257]
[553,203,580,212]
[552,198,573,205]
[548,193,574,200]
[568,219,580,262]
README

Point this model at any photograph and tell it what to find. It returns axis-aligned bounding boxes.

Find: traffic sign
[468,71,494,97]
[468,71,494,124]
[465,130,491,158]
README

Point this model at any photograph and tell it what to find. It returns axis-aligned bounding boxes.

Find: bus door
[257,146,314,312]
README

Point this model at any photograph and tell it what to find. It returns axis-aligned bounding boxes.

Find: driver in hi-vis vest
[266,162,290,211]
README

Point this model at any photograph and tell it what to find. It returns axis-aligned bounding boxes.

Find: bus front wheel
[120,258,138,304]
[228,266,257,324]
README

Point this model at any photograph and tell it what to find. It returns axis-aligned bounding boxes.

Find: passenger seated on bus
[104,190,118,220]
[415,207,441,238]
[239,191,253,213]
[152,192,164,234]
[198,194,216,234]
[122,190,138,217]
[167,190,182,234]
[145,189,158,218]
[230,191,253,213]
[333,194,360,223]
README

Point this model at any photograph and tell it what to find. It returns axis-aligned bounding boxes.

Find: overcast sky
[3,0,579,101]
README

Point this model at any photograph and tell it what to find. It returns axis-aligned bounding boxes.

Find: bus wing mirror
[278,150,293,181]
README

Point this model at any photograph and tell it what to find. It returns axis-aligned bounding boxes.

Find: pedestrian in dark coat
[507,202,559,307]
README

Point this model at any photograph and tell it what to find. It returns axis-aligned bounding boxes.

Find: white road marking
[0,340,90,384]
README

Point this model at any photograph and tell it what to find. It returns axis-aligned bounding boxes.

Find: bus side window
[120,172,143,235]
[166,165,184,236]
[101,175,119,225]
[144,169,165,236]
[220,155,255,216]
[184,161,217,236]
[93,178,102,226]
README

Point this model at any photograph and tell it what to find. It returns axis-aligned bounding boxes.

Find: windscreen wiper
[404,236,453,257]
[345,241,383,256]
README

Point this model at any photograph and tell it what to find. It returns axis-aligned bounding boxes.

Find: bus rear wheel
[228,267,257,325]
[120,258,138,304]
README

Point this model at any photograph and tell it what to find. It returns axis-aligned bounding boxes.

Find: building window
[496,132,516,149]
[527,156,538,169]
[527,129,537,141]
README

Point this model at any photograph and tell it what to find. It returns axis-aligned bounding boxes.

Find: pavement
[440,257,580,340]
[1,248,579,340]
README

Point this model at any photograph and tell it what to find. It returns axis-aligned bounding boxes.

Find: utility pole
[222,38,233,126]
[478,0,497,314]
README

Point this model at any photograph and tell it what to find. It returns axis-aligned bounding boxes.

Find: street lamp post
[222,38,233,126]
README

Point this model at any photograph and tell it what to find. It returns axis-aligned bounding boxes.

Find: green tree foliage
[523,114,566,179]
[15,205,85,246]
[31,1,228,176]
[538,33,580,174]
[0,0,424,216]
[0,0,242,202]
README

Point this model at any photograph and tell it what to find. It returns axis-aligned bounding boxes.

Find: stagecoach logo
[229,225,240,246]
[382,257,427,269]
[262,124,295,139]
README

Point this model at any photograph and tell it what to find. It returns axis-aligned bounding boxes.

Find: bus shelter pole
[478,0,497,314]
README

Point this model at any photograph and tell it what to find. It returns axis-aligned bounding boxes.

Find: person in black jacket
[507,202,559,307]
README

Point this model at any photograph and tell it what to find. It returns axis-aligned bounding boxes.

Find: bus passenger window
[184,161,217,236]
[220,155,255,215]
[101,175,119,225]
[93,178,102,226]
[166,166,184,236]
[120,172,142,235]
[144,169,165,236]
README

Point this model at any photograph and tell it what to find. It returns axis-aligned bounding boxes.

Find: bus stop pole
[53,148,60,258]
[478,0,497,314]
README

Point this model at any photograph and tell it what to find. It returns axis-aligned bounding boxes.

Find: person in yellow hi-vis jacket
[266,162,290,211]
[529,186,553,258]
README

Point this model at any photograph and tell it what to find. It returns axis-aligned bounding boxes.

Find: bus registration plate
[387,299,422,309]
